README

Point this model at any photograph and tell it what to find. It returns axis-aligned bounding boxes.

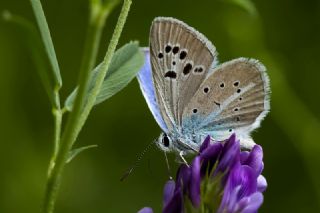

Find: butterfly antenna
[120,139,157,181]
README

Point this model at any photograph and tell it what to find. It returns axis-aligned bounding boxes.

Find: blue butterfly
[137,17,270,158]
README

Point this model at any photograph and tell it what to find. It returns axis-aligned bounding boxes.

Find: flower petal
[217,185,240,213]
[163,186,184,213]
[219,164,257,212]
[257,175,267,192]
[200,142,223,160]
[239,192,264,213]
[176,164,191,193]
[216,134,240,175]
[199,135,211,153]
[189,156,201,207]
[242,145,263,176]
[240,151,250,163]
[200,142,223,177]
[234,165,257,199]
[163,180,176,207]
[138,207,153,213]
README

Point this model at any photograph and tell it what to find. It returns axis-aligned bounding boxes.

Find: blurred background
[0,0,320,212]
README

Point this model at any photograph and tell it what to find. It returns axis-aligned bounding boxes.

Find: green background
[0,0,320,212]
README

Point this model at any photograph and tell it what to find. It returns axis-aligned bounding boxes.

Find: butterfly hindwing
[182,58,270,144]
[149,17,217,130]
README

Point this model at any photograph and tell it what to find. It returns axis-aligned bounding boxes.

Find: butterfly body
[138,17,270,155]
[156,128,205,154]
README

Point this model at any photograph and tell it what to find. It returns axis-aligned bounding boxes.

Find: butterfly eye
[162,134,170,147]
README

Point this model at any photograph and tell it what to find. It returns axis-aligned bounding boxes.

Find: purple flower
[138,134,267,213]
[138,207,153,213]
[163,180,184,213]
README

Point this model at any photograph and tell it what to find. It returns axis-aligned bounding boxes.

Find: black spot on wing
[165,45,172,53]
[172,46,179,54]
[179,50,187,60]
[158,53,163,59]
[183,63,192,75]
[165,71,177,79]
[203,87,210,93]
[194,66,204,73]
[233,81,240,87]
[214,101,221,107]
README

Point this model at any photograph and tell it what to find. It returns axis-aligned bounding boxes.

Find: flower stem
[41,1,132,212]
[47,88,62,176]
[76,0,132,143]
[42,9,105,213]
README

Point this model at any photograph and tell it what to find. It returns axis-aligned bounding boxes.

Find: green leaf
[30,0,62,87]
[2,10,55,105]
[95,41,144,104]
[64,42,144,111]
[67,145,97,163]
[64,89,77,111]
[224,0,258,16]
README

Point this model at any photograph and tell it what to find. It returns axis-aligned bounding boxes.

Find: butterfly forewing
[183,58,270,141]
[150,17,217,130]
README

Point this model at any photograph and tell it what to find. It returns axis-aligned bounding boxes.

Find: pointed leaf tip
[67,145,98,163]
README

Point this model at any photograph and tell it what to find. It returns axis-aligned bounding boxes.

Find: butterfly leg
[177,139,199,154]
[179,151,190,167]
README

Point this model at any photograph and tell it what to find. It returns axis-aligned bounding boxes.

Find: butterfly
[137,17,270,157]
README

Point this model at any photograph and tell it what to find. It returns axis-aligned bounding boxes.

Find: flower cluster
[139,134,267,213]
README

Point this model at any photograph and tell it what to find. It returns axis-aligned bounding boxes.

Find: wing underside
[150,17,217,131]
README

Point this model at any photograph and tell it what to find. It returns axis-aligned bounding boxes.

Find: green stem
[47,87,62,176]
[75,0,132,145]
[41,1,132,212]
[42,10,105,213]
[43,88,63,212]
[48,112,61,173]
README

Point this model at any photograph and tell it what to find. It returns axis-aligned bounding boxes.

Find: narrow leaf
[67,145,97,163]
[64,42,144,111]
[30,0,62,87]
[2,10,55,105]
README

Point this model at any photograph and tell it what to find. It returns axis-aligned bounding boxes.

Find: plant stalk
[42,1,132,212]
[75,0,132,144]
[47,87,62,176]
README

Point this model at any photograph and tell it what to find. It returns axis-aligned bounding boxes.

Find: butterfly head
[156,132,174,152]
[157,132,198,154]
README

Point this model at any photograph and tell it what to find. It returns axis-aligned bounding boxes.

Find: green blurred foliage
[0,0,319,212]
